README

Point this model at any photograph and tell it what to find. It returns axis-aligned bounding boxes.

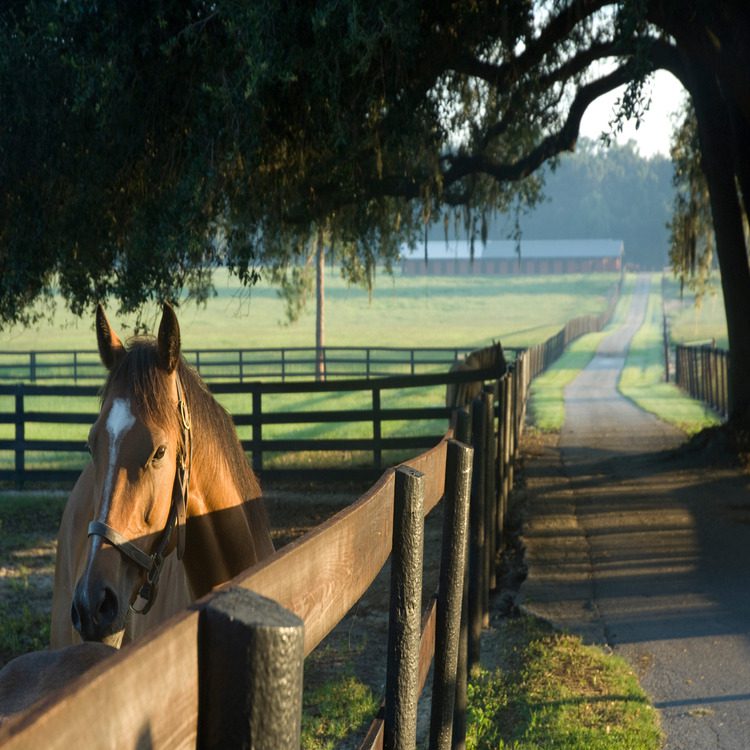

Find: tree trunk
[315,228,326,382]
[690,66,750,426]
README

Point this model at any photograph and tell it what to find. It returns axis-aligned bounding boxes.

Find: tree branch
[453,0,616,90]
[443,62,653,184]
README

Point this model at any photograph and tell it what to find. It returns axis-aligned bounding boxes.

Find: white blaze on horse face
[95,398,136,544]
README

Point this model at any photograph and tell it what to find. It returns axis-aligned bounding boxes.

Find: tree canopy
[3,1,750,421]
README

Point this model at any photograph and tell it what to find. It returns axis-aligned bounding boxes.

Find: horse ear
[157,303,181,374]
[96,305,125,371]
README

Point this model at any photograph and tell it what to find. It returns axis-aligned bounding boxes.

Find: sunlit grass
[527,331,609,431]
[0,270,619,352]
[301,675,379,750]
[527,275,634,431]
[662,273,727,348]
[619,277,720,434]
[466,616,662,750]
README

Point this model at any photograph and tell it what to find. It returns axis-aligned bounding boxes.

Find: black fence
[675,343,729,418]
[0,346,519,384]
[0,365,509,489]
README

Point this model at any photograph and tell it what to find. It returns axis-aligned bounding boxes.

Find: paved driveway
[521,275,750,749]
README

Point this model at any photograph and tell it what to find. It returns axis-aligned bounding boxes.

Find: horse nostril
[71,601,81,631]
[71,583,120,640]
[97,586,119,628]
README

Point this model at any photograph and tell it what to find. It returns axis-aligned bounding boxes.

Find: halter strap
[87,372,192,615]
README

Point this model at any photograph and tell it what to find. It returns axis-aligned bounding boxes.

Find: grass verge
[526,331,608,431]
[526,274,635,432]
[467,615,662,750]
[619,276,720,434]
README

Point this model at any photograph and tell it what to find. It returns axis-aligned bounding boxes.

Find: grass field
[620,277,720,433]
[1,269,619,352]
[1,271,619,478]
[662,273,728,348]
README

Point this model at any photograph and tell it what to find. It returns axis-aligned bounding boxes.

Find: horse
[0,644,115,727]
[51,303,274,647]
[445,341,507,409]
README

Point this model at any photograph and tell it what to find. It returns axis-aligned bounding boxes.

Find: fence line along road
[0,290,623,748]
[674,342,729,418]
[0,345,520,384]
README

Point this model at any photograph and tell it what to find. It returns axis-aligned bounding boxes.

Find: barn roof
[401,239,624,260]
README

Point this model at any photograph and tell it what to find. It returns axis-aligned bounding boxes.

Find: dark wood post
[429,439,473,750]
[451,430,473,750]
[384,466,425,750]
[198,587,304,750]
[454,407,471,445]
[14,384,24,491]
[482,388,497,593]
[252,387,263,474]
[468,396,486,669]
[372,388,383,471]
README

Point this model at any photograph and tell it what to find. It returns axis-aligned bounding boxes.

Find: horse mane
[100,337,261,501]
[446,342,508,408]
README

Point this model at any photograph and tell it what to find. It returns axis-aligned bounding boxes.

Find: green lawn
[1,270,619,352]
[1,272,619,477]
[619,277,720,433]
[662,273,728,348]
[466,616,662,750]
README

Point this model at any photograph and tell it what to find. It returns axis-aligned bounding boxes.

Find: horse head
[71,304,189,643]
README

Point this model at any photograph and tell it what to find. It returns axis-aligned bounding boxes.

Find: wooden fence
[0,291,620,748]
[1,366,501,489]
[675,343,729,418]
[0,361,522,749]
[0,346,508,384]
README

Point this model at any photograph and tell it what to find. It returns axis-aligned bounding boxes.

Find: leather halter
[87,375,192,615]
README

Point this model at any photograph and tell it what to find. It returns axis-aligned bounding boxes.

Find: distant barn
[400,239,623,276]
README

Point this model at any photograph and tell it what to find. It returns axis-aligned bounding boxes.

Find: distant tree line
[431,139,673,269]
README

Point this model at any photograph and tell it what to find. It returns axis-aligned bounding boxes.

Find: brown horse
[445,341,507,409]
[51,304,274,647]
[0,644,115,727]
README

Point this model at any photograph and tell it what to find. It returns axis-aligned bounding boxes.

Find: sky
[579,69,687,158]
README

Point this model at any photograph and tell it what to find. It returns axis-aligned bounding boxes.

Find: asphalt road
[521,274,750,749]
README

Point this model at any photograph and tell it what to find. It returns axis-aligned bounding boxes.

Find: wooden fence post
[454,407,471,445]
[451,407,471,750]
[252,387,263,474]
[198,587,304,750]
[482,387,497,594]
[384,466,425,750]
[468,396,486,669]
[429,439,473,750]
[373,388,383,471]
[14,384,24,491]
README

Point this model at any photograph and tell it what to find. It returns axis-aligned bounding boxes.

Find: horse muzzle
[71,565,129,643]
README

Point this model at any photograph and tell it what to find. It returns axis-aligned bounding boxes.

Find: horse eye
[152,445,167,463]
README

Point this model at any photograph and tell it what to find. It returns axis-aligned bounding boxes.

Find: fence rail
[0,345,520,384]
[0,366,507,489]
[0,284,622,747]
[675,343,730,418]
